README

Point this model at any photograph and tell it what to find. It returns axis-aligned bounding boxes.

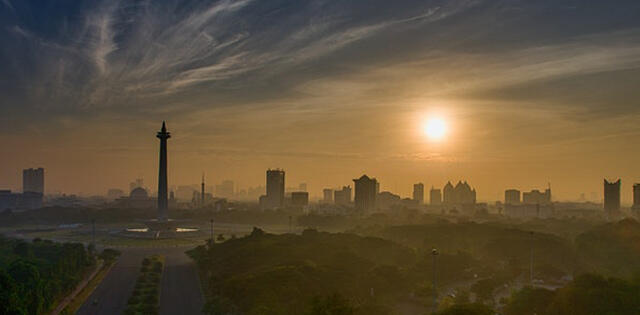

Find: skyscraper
[430,188,442,206]
[443,181,476,205]
[323,189,333,203]
[334,186,352,206]
[264,169,285,209]
[413,183,424,204]
[603,179,621,215]
[22,168,44,194]
[156,121,171,222]
[353,175,377,212]
[522,187,551,205]
[505,189,521,205]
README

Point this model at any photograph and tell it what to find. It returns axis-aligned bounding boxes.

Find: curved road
[77,247,204,315]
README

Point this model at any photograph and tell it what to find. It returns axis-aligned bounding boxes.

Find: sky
[1,0,640,203]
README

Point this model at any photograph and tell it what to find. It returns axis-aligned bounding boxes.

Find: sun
[423,118,447,141]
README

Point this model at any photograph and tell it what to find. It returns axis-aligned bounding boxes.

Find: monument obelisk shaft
[157,121,171,222]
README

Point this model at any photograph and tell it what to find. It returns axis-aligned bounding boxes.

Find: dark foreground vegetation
[0,235,94,314]
[190,218,640,315]
[124,255,164,315]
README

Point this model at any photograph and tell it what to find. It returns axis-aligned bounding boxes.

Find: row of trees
[0,235,94,314]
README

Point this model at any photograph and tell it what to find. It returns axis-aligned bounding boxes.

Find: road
[77,247,204,315]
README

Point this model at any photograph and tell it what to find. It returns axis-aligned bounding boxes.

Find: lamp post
[432,248,439,313]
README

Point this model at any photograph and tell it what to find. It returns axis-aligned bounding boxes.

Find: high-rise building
[23,168,44,194]
[413,183,424,204]
[505,189,521,205]
[522,187,551,205]
[291,192,309,207]
[443,181,476,205]
[430,188,442,205]
[604,179,621,215]
[323,189,333,203]
[353,175,377,212]
[262,169,285,209]
[334,186,352,206]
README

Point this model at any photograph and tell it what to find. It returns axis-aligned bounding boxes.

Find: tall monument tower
[201,173,205,207]
[157,121,171,222]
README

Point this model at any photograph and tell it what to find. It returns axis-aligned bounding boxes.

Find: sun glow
[423,118,448,141]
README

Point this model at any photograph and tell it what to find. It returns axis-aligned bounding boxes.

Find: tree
[307,294,354,315]
[504,286,554,315]
[0,269,26,315]
[435,303,493,315]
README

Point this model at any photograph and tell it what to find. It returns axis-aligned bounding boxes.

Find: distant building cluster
[0,168,44,211]
[4,122,640,223]
[503,185,554,218]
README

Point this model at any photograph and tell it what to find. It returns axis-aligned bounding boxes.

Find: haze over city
[2,1,640,202]
[3,2,640,315]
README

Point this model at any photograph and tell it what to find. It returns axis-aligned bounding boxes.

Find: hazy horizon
[2,0,640,202]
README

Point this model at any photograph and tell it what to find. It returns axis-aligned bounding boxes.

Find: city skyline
[2,1,640,202]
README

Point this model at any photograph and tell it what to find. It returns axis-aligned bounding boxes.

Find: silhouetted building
[334,186,352,206]
[0,190,18,210]
[504,203,554,219]
[299,183,307,192]
[129,178,144,192]
[354,175,377,212]
[0,190,43,211]
[156,121,171,221]
[23,168,44,194]
[377,191,401,210]
[604,179,621,215]
[522,187,551,205]
[443,181,476,205]
[291,191,309,207]
[505,189,521,205]
[216,180,234,199]
[261,169,285,209]
[633,184,640,216]
[430,188,442,206]
[323,189,333,203]
[413,183,424,204]
[115,187,156,209]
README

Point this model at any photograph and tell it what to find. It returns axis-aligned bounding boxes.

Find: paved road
[77,247,204,315]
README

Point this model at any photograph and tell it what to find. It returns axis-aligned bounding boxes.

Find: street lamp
[432,248,439,313]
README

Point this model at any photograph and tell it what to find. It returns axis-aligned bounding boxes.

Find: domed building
[129,187,149,199]
[114,187,155,209]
